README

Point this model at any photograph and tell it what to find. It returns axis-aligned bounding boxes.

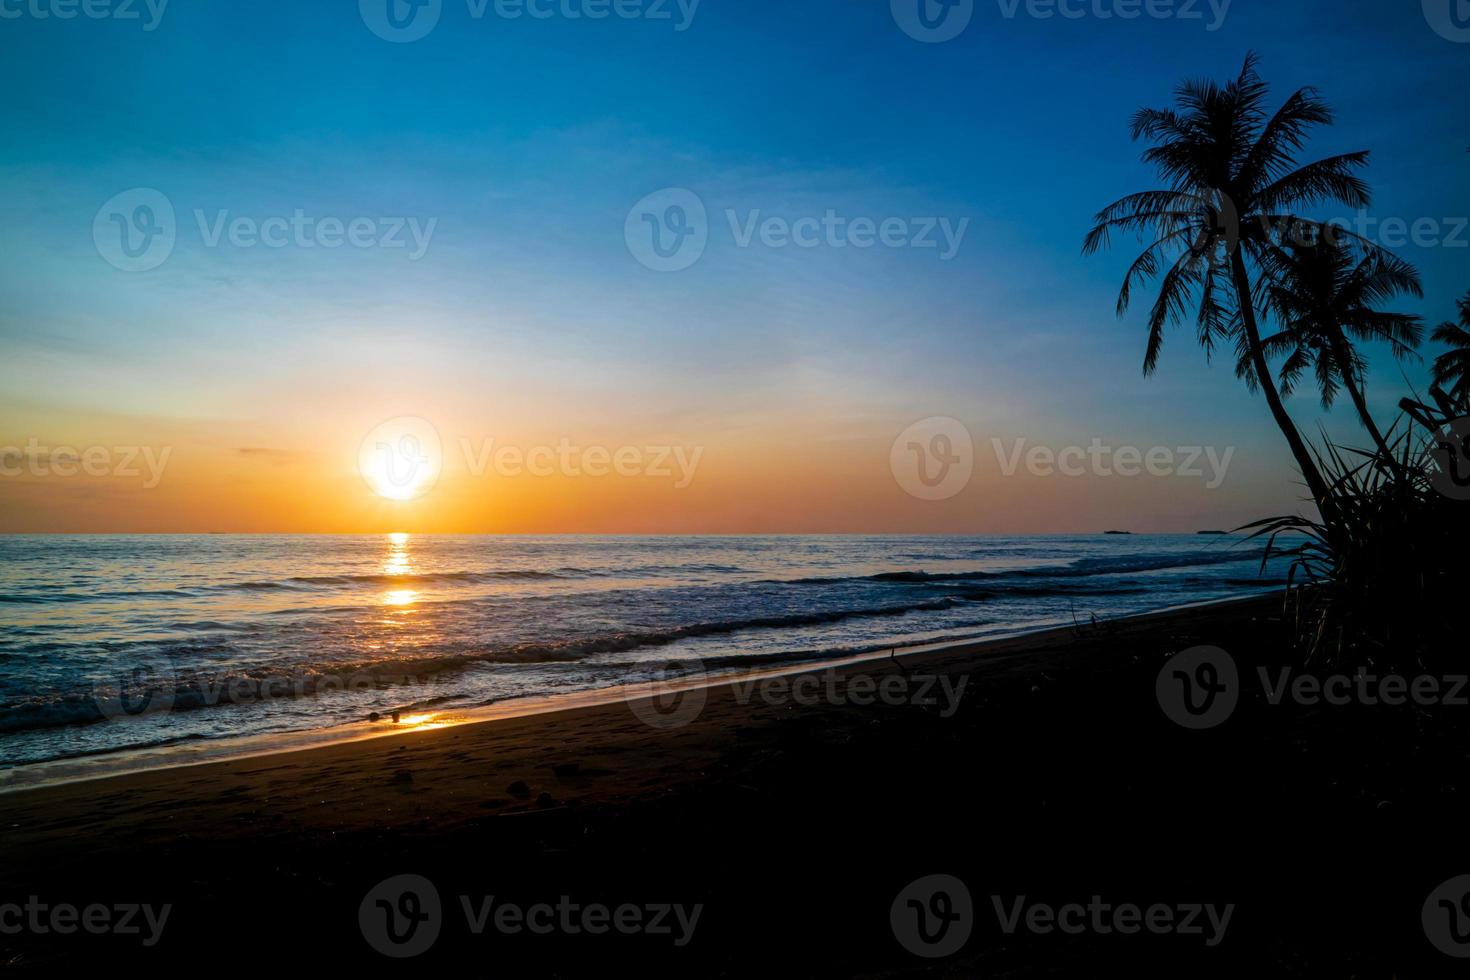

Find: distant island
[1103,530,1133,535]
[1197,530,1231,535]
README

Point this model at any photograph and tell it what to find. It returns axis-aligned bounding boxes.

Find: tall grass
[1242,387,1469,670]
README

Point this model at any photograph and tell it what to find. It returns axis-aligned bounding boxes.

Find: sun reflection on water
[384,532,412,575]
[380,532,417,606]
[395,713,446,730]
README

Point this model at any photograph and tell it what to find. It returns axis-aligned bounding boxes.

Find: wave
[0,570,574,604]
[0,564,747,605]
[0,588,200,604]
[0,596,969,735]
[5,626,1017,767]
[1037,550,1264,577]
[1,731,214,768]
[225,569,572,591]
[674,628,999,676]
[4,549,1262,606]
[489,599,965,664]
[774,548,1265,587]
[949,583,1151,600]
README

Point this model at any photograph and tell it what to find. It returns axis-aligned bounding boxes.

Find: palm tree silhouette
[1084,53,1375,513]
[1249,232,1423,456]
[1431,291,1470,406]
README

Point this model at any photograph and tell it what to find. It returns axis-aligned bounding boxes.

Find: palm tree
[1431,290,1470,405]
[1250,233,1423,457]
[1084,53,1375,513]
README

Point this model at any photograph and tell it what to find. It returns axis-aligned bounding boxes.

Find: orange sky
[0,404,1298,534]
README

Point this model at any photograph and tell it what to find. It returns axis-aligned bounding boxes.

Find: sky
[0,0,1466,533]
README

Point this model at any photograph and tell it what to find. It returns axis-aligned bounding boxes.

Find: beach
[7,5,1466,974]
[3,592,1459,974]
[0,533,1291,771]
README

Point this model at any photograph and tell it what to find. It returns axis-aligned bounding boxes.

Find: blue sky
[1,0,1467,532]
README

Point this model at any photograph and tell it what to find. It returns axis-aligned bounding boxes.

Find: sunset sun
[357,417,443,502]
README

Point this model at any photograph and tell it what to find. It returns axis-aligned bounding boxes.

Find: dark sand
[1,594,1465,975]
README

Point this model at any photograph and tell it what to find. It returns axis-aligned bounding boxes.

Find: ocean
[0,534,1287,775]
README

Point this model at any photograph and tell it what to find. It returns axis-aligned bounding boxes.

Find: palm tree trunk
[1326,329,1392,457]
[1228,250,1335,515]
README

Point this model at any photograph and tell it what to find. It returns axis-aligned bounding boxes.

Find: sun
[358,417,443,501]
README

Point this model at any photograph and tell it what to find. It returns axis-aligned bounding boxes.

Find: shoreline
[0,590,1279,796]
